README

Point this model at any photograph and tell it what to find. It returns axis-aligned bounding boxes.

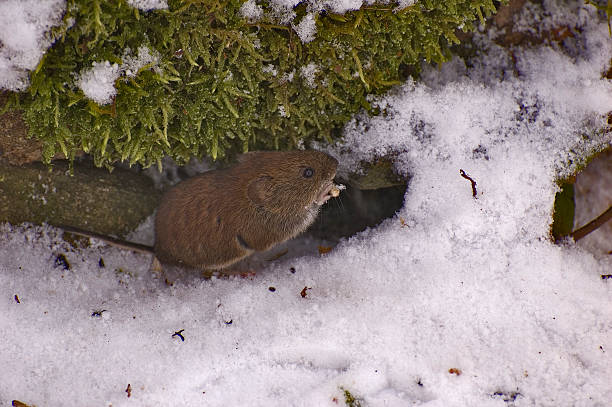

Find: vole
[62,150,341,271]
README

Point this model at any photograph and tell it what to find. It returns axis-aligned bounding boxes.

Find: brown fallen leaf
[448,368,462,375]
[318,245,333,254]
[126,383,132,398]
[12,401,35,407]
[300,286,311,298]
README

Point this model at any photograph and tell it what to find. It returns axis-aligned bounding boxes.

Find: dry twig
[459,169,478,198]
[570,205,612,242]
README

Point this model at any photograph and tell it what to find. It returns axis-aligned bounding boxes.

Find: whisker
[337,194,345,211]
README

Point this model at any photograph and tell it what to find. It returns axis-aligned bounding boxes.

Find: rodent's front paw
[330,183,345,198]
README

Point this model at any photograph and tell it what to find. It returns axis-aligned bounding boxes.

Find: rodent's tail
[59,225,155,254]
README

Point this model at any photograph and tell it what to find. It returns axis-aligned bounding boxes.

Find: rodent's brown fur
[154,150,338,270]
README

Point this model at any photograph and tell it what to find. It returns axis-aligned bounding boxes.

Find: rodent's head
[238,150,339,213]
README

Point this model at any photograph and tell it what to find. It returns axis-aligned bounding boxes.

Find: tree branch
[570,205,612,242]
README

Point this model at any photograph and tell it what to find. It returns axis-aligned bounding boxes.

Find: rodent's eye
[302,167,314,178]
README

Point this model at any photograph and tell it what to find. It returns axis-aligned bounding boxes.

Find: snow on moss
[126,0,168,11]
[77,61,121,105]
[0,0,65,90]
[293,12,317,43]
[78,46,160,105]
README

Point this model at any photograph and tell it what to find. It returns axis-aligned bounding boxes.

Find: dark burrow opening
[306,183,408,243]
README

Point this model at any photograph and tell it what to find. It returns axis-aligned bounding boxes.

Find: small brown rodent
[62,150,340,271]
[155,150,339,270]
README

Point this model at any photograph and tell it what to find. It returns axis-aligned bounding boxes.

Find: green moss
[551,146,611,241]
[8,0,503,168]
[340,387,363,407]
[552,181,575,241]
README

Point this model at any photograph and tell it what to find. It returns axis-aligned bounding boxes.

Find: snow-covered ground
[1,1,612,406]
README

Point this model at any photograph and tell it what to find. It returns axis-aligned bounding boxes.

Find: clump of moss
[551,181,575,240]
[340,387,363,407]
[7,0,502,168]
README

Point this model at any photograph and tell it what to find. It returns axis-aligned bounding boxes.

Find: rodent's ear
[247,175,274,206]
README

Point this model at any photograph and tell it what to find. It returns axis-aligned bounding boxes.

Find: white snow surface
[78,61,122,105]
[0,0,65,90]
[78,46,160,105]
[126,0,168,11]
[2,1,612,407]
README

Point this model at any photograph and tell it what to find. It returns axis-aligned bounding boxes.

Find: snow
[78,61,121,105]
[293,12,317,43]
[2,1,612,406]
[126,0,168,11]
[396,0,416,9]
[0,0,65,90]
[239,0,265,22]
[122,46,161,78]
[300,62,319,87]
[262,64,279,77]
[78,46,160,105]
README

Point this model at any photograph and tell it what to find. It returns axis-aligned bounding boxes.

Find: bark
[0,160,161,237]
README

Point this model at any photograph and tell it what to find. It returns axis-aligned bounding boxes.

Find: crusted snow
[1,1,612,406]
